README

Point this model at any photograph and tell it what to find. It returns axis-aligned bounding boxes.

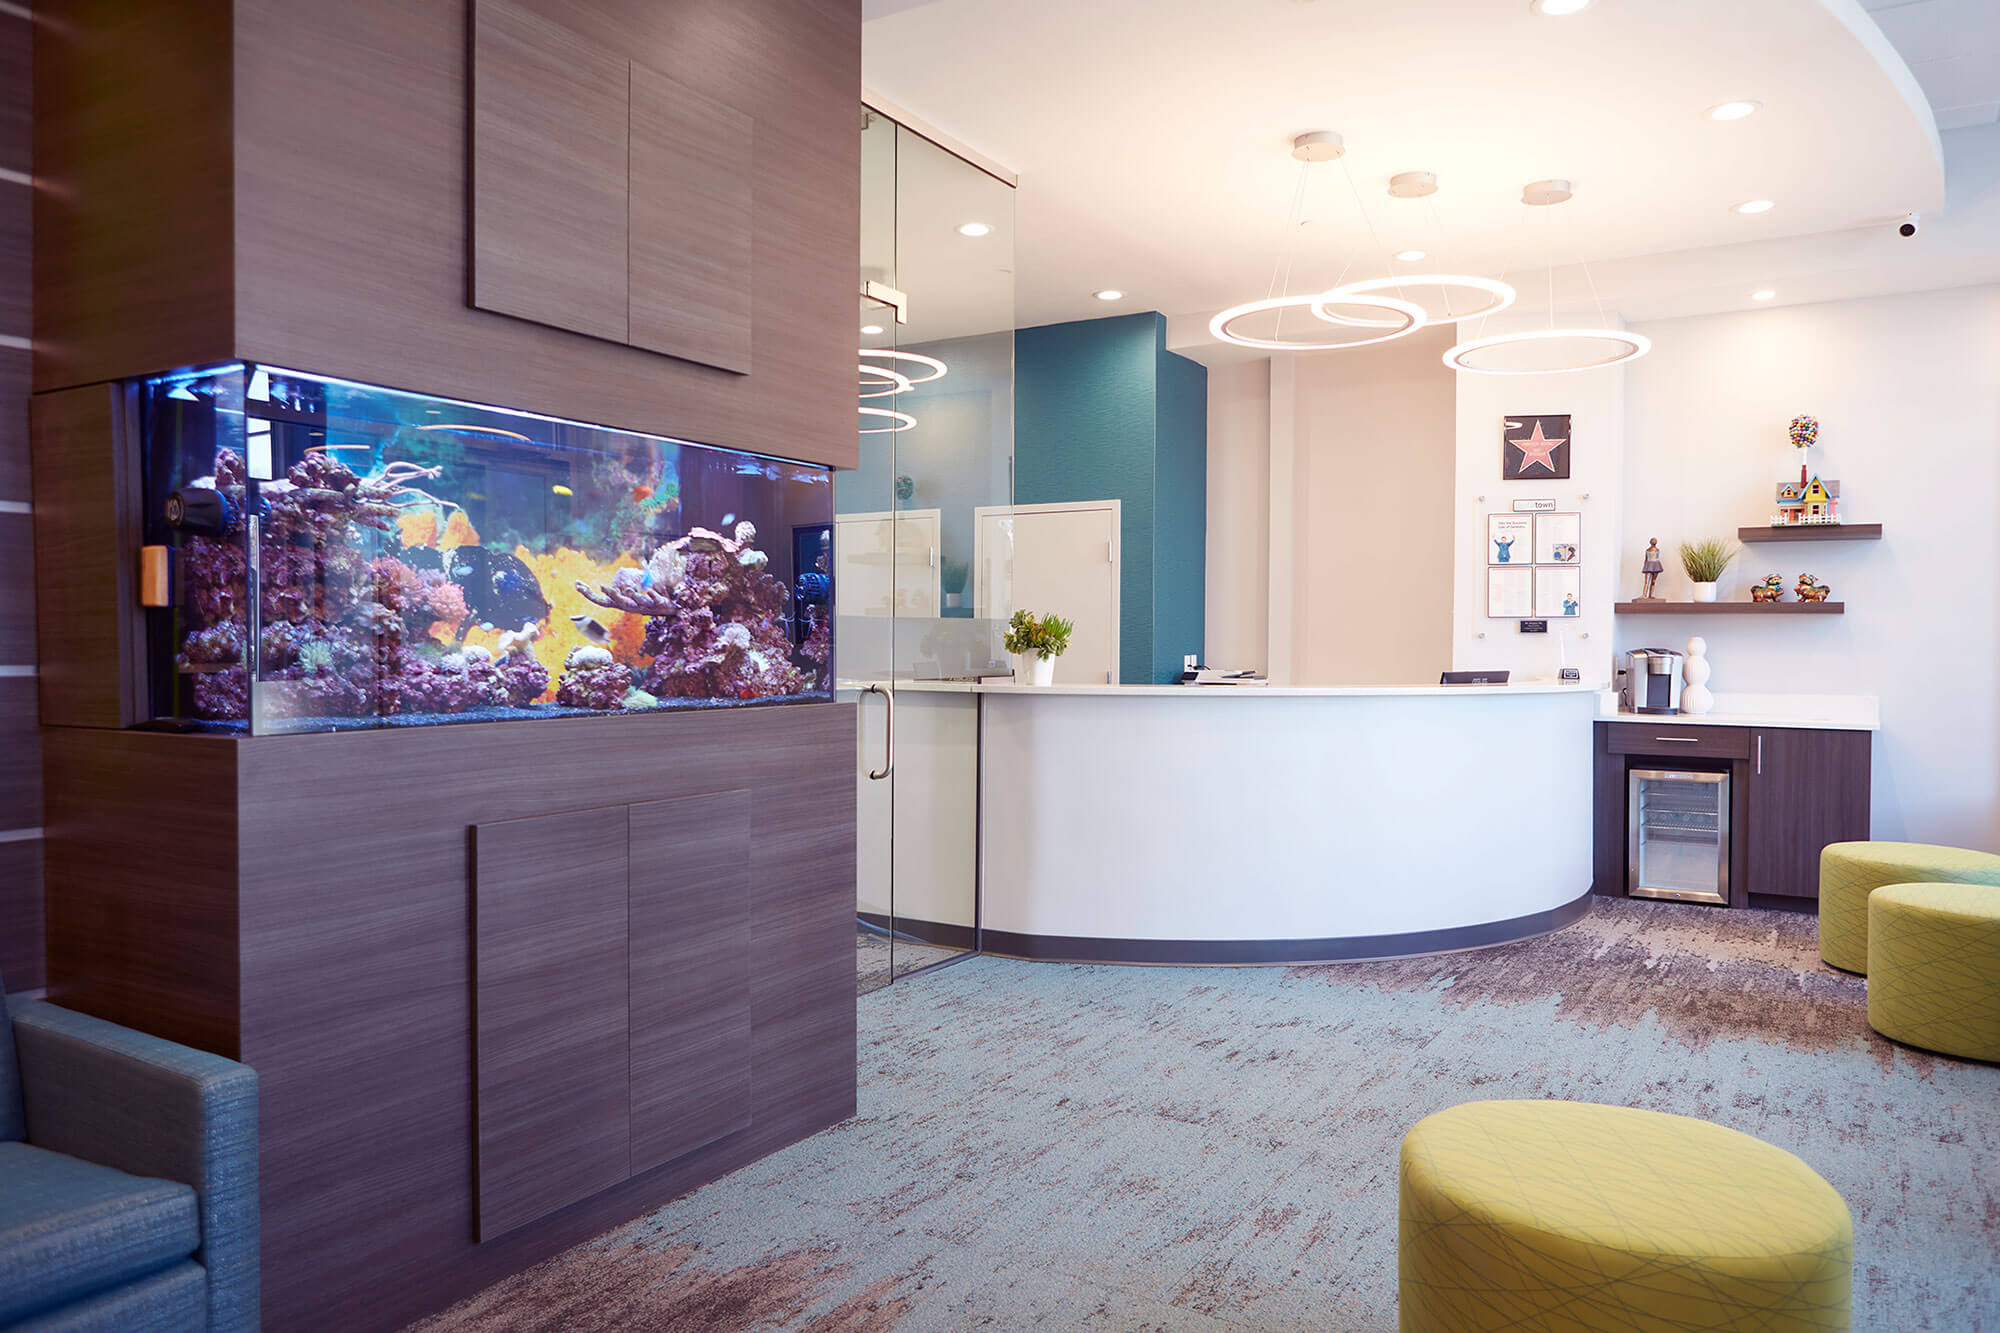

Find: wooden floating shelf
[1615,601,1845,615]
[1737,524,1882,543]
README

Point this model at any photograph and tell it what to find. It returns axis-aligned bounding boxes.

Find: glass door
[1628,769,1730,905]
[844,107,1016,994]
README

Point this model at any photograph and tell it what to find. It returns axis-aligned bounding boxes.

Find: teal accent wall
[1016,312,1207,683]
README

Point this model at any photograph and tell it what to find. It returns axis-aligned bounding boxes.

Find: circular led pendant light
[1211,131,1437,353]
[857,364,915,399]
[1211,291,1425,351]
[1443,327,1652,374]
[1443,181,1648,375]
[858,406,918,434]
[856,347,948,384]
[1313,274,1516,328]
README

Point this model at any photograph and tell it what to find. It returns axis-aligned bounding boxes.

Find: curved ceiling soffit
[1818,0,1945,205]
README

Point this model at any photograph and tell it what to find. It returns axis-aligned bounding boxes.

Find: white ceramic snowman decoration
[1681,635,1714,715]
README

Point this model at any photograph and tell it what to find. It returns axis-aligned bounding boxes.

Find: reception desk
[965,681,1600,964]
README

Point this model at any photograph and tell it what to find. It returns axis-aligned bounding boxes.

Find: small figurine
[1639,538,1664,600]
[1750,574,1785,603]
[1795,573,1832,602]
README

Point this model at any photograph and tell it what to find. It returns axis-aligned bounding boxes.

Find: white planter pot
[1029,654,1057,686]
[1690,582,1719,603]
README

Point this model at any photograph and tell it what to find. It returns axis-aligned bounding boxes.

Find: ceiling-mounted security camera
[1898,212,1921,238]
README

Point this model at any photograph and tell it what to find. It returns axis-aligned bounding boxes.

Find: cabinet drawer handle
[1653,736,1700,743]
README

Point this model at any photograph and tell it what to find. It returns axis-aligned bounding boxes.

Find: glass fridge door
[1628,769,1730,904]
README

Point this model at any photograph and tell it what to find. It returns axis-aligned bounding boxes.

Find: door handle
[1653,737,1700,743]
[1756,735,1763,775]
[864,683,894,781]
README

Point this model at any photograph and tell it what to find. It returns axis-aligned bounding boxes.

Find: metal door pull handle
[1653,736,1700,743]
[864,683,895,780]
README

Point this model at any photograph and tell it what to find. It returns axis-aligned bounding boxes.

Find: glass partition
[848,110,1015,991]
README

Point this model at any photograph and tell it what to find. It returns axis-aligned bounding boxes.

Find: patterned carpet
[415,898,1999,1331]
[856,928,969,995]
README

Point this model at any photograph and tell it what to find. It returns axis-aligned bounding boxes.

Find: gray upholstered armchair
[0,978,258,1332]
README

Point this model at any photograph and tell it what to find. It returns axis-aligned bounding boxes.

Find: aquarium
[141,364,834,734]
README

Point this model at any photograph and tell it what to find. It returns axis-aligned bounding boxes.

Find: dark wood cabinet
[44,704,855,1331]
[1593,721,1870,907]
[1744,726,1873,900]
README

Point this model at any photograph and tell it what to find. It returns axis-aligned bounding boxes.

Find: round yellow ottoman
[1867,882,2000,1062]
[1400,1101,1852,1332]
[1818,841,2000,975]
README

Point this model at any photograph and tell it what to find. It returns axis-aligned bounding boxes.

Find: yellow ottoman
[1818,841,2000,974]
[1400,1101,1852,1332]
[1867,883,2000,1062]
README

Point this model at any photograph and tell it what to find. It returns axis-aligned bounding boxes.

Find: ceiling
[861,0,2000,350]
[1862,0,2000,131]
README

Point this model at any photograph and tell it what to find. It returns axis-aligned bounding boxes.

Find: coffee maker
[1620,648,1684,715]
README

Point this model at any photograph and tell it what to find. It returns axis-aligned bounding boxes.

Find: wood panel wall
[0,0,40,993]
[33,0,860,469]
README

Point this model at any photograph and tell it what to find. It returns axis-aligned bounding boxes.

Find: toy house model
[1774,475,1840,525]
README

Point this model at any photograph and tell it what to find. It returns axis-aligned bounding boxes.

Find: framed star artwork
[1502,414,1571,480]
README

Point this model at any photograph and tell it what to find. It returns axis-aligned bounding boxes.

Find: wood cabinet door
[1744,728,1872,898]
[627,790,754,1174]
[470,0,630,344]
[472,804,632,1240]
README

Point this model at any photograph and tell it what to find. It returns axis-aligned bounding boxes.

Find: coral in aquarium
[492,643,551,708]
[556,645,633,710]
[575,522,810,702]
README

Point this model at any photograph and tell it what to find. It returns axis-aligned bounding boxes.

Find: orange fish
[631,485,653,502]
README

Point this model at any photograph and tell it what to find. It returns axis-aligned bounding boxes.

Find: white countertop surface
[1595,691,1879,732]
[856,680,1604,700]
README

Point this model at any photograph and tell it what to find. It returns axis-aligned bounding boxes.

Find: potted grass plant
[1004,609,1074,686]
[1679,538,1737,603]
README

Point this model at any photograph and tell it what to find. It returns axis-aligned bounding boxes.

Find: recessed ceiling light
[1530,0,1592,14]
[1734,199,1776,215]
[1751,290,1776,302]
[1094,289,1125,301]
[1706,100,1762,122]
[861,324,884,335]
[1394,249,1427,262]
[957,221,991,237]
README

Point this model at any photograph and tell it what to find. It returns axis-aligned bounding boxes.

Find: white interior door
[835,508,942,623]
[974,501,1120,685]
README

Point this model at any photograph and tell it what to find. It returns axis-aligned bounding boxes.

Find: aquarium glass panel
[140,364,834,734]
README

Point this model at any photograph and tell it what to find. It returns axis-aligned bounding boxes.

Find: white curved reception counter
[971,682,1599,964]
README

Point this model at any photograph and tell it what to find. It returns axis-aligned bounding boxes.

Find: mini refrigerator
[1628,769,1730,905]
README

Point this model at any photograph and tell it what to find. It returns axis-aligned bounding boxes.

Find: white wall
[1204,357,1270,672]
[1291,328,1457,685]
[1451,315,1627,686]
[1622,286,2000,849]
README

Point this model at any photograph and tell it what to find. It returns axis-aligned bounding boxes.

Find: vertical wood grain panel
[41,729,239,1055]
[31,0,235,391]
[225,0,858,468]
[627,789,752,1174]
[0,839,42,993]
[472,804,631,1239]
[0,349,27,499]
[27,383,143,729]
[470,0,629,345]
[627,66,754,374]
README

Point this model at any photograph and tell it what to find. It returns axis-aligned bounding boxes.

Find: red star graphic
[1512,420,1567,472]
